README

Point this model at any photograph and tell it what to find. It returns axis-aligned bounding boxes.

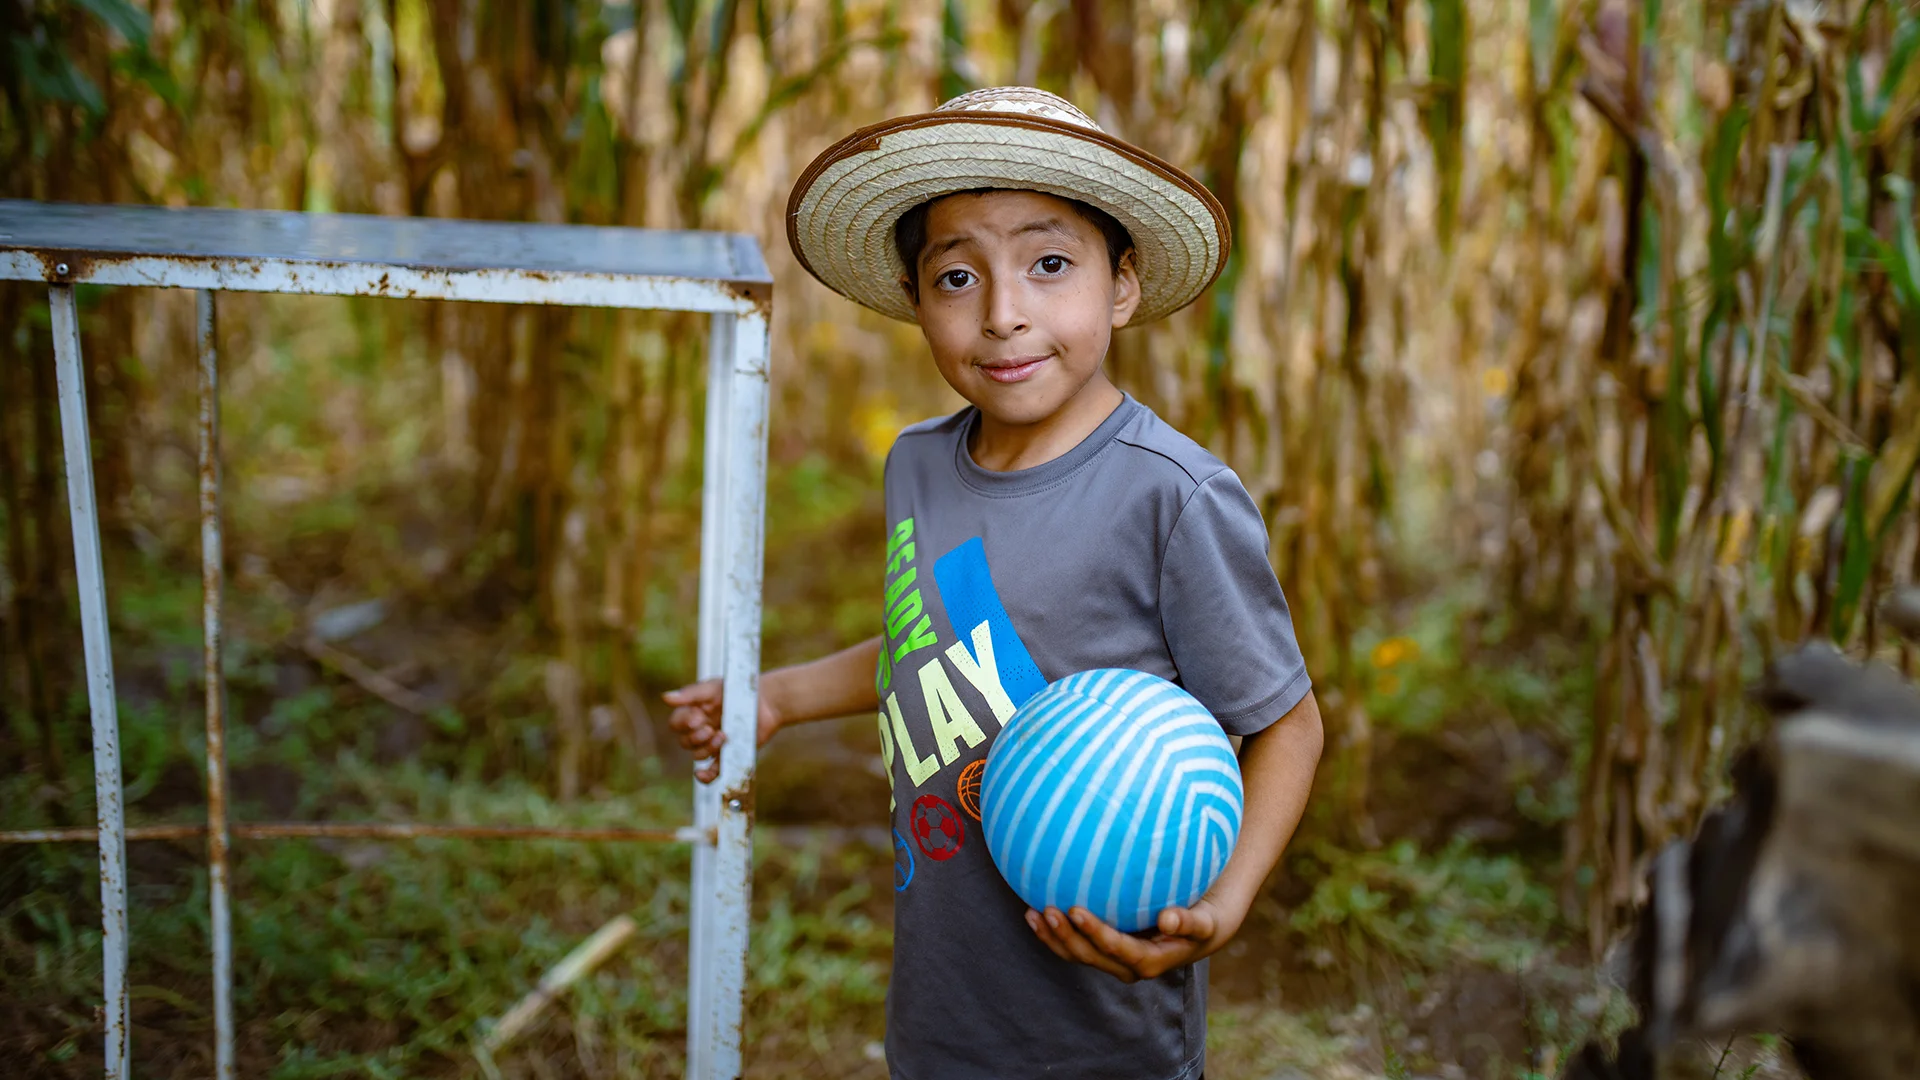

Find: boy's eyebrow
[921,234,974,265]
[1011,217,1079,242]
[919,217,1083,266]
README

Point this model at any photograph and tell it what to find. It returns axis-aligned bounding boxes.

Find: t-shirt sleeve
[1158,470,1312,735]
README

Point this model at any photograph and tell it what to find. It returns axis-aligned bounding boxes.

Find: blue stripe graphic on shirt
[931,537,1048,708]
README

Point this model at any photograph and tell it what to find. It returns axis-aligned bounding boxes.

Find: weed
[1288,838,1558,974]
[2,748,890,1077]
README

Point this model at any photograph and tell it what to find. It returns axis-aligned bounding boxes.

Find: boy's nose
[982,282,1029,338]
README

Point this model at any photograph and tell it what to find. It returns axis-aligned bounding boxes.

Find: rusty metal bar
[241,823,709,842]
[692,308,771,1079]
[687,312,735,1079]
[7,203,774,1079]
[0,823,708,844]
[0,825,212,843]
[0,254,761,314]
[0,200,773,316]
[197,288,236,1080]
[50,283,131,1080]
[715,309,770,1076]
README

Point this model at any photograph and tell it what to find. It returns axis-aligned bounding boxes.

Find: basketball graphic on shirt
[910,794,966,861]
[956,760,985,820]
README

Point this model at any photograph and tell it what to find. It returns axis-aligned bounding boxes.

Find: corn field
[2,0,1917,961]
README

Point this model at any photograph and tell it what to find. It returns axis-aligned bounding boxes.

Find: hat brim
[786,111,1230,325]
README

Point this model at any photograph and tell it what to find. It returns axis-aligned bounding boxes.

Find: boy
[667,87,1323,1080]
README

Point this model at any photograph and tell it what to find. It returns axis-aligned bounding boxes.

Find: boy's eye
[1034,255,1069,275]
[937,269,974,290]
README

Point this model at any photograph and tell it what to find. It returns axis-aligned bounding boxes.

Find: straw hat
[786,86,1230,325]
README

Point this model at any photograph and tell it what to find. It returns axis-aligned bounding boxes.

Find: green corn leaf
[1832,460,1873,643]
[1655,213,1691,558]
[1868,368,1920,542]
[1528,0,1556,91]
[1696,106,1750,489]
[711,0,741,62]
[1697,300,1725,490]
[1703,106,1751,280]
[1879,177,1920,315]
[1426,0,1466,247]
[1763,378,1795,513]
[668,0,697,43]
[13,39,105,117]
[1832,125,1859,215]
[1876,16,1920,142]
[1870,433,1920,544]
[1191,0,1261,77]
[1633,201,1661,336]
[110,48,185,114]
[1830,267,1864,395]
[721,30,910,171]
[72,0,152,48]
[1848,39,1878,133]
[1207,248,1244,400]
[1884,11,1920,109]
[940,0,971,101]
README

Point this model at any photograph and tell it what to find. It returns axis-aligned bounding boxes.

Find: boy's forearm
[1207,690,1325,929]
[762,636,884,728]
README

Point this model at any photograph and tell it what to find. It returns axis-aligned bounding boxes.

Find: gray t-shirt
[876,394,1311,1080]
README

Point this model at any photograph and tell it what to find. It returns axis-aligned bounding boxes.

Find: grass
[8,822,1623,1076]
[1,569,1642,1078]
[0,533,1666,1080]
[1204,1004,1360,1077]
[1287,838,1557,975]
[2,757,896,1078]
[0,548,897,1076]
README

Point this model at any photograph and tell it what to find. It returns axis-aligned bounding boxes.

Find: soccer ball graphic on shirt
[911,794,966,860]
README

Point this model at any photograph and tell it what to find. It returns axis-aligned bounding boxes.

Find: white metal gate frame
[0,200,771,1080]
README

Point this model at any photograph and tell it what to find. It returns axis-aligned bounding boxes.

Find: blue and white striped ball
[980,669,1243,933]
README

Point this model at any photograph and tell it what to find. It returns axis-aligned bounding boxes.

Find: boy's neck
[967,375,1124,473]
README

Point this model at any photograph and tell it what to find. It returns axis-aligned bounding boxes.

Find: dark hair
[893,188,1135,301]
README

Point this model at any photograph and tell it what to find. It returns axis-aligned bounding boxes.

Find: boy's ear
[1110,248,1143,329]
[899,273,920,309]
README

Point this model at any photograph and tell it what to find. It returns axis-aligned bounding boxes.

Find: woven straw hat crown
[786,86,1230,325]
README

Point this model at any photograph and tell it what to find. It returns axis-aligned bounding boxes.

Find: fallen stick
[303,635,435,715]
[480,914,638,1053]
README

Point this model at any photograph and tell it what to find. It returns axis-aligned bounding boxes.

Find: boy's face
[905,190,1141,429]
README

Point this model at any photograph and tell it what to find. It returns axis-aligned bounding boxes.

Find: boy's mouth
[976,354,1051,384]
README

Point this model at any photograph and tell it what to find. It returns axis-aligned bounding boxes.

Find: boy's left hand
[1025,901,1235,983]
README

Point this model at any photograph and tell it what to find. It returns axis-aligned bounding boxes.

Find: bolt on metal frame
[0,200,772,1080]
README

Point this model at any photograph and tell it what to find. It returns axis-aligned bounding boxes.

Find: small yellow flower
[855,401,903,462]
[1370,636,1419,670]
[1481,366,1512,398]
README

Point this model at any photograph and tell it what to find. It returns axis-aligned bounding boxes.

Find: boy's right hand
[664,678,783,784]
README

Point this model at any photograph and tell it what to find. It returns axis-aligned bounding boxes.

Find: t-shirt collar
[953,393,1142,496]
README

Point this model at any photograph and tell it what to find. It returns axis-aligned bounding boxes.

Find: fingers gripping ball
[981,669,1243,933]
